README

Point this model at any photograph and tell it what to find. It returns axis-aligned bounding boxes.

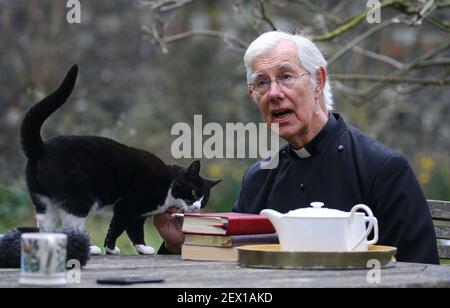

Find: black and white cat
[20,65,221,255]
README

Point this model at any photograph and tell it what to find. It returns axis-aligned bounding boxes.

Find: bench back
[428,199,450,260]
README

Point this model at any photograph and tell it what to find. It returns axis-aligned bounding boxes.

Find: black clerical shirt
[233,113,439,264]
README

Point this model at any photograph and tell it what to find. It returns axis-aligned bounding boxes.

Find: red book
[181,212,275,235]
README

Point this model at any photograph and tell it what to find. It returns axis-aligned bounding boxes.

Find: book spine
[184,233,279,247]
[225,218,275,235]
[230,233,279,246]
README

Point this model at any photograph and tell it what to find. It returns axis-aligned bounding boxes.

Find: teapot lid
[285,202,350,218]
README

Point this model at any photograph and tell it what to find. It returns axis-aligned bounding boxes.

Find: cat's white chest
[141,185,187,217]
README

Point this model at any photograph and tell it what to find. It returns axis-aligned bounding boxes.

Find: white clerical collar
[293,147,312,159]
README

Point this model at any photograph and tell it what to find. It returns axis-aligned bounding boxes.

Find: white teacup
[20,233,68,286]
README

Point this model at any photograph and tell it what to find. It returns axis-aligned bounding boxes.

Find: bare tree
[142,0,450,103]
[141,0,450,197]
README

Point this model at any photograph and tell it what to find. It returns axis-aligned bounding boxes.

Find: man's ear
[247,86,257,102]
[247,87,259,105]
[247,86,254,97]
[315,67,327,99]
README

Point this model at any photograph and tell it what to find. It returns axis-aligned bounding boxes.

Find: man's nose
[268,80,285,101]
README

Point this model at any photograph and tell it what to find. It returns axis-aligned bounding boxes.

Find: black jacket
[233,113,439,264]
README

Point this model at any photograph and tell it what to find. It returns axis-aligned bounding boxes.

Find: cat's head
[170,160,221,213]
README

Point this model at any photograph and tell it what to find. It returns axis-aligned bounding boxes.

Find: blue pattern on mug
[22,239,41,273]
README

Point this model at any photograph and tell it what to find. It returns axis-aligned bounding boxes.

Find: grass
[0,217,35,233]
[85,211,163,255]
[0,210,164,255]
[0,181,162,254]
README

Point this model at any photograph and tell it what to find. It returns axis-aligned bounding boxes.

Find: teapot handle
[365,216,379,245]
[349,204,377,251]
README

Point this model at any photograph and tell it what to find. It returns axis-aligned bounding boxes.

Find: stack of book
[181,212,278,261]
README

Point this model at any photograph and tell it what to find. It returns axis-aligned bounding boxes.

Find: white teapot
[261,202,378,252]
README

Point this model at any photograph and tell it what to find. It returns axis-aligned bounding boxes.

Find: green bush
[0,180,32,229]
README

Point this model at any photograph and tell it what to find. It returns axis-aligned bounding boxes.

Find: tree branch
[310,8,368,41]
[333,81,367,96]
[310,0,408,41]
[327,17,400,67]
[361,40,450,101]
[291,0,342,25]
[351,46,404,69]
[331,74,450,85]
[310,0,448,41]
[140,0,195,11]
[418,58,450,67]
[425,15,450,32]
[259,1,277,31]
[232,0,261,35]
[162,30,248,49]
[143,27,249,52]
[399,67,450,94]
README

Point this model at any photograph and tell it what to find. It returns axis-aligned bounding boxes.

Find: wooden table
[1,255,450,288]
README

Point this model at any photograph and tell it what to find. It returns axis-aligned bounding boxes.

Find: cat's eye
[192,190,196,197]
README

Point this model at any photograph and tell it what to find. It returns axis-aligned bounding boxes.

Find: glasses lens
[252,73,305,95]
[256,79,270,94]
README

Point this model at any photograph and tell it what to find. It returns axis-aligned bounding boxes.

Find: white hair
[244,31,334,111]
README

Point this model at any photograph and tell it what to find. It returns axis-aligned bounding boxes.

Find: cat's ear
[208,179,222,188]
[187,160,201,177]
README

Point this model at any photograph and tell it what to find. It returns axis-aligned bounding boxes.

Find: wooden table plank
[1,255,450,288]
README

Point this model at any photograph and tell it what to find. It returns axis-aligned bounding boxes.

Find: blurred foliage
[0,180,30,226]
[415,154,450,201]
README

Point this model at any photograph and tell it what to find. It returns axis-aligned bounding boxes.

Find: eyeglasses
[248,72,309,96]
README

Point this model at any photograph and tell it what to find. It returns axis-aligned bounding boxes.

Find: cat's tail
[20,65,78,160]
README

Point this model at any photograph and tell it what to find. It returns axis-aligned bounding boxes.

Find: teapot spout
[260,209,283,230]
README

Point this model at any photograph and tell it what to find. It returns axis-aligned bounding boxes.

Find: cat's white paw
[134,244,155,255]
[105,246,121,255]
[90,245,103,255]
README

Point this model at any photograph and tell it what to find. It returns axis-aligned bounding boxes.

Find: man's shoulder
[345,123,401,161]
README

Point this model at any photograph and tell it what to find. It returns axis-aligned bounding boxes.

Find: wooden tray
[237,244,396,269]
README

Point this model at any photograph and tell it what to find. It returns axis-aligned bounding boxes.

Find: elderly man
[155,31,439,264]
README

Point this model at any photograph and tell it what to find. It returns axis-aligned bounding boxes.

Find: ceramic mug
[19,233,68,286]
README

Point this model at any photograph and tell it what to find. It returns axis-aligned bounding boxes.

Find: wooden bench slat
[427,200,450,260]
[434,224,450,240]
[428,200,450,221]
[438,244,450,259]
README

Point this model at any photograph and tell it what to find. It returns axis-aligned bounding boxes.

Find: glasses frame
[248,72,310,96]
